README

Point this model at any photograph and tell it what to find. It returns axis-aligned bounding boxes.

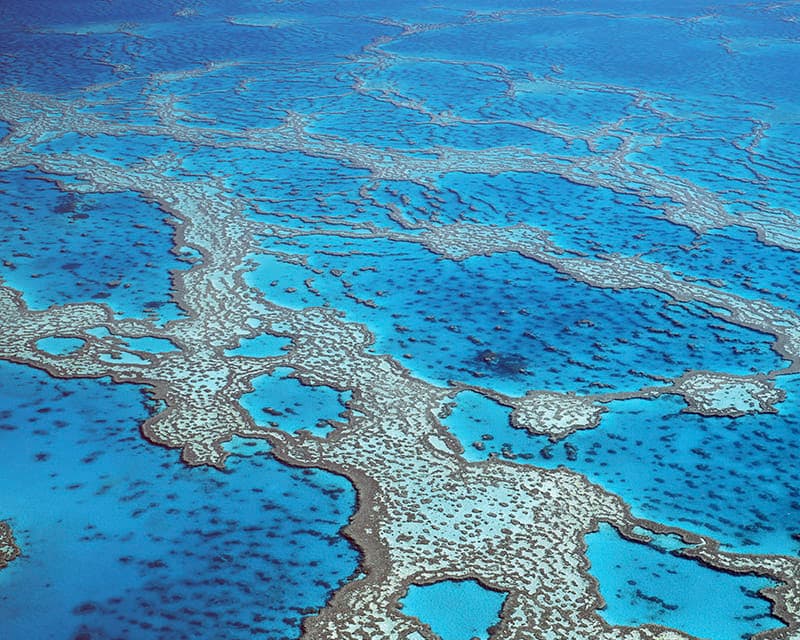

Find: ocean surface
[1,1,799,639]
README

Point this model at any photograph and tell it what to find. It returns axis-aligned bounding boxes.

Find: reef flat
[0,522,20,570]
[1,1,799,639]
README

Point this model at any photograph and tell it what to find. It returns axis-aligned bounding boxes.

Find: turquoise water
[1,1,799,639]
[36,336,86,355]
[401,580,506,640]
[239,367,351,436]
[0,361,358,639]
[443,382,800,557]
[587,524,780,639]
[250,236,785,395]
[442,391,515,460]
[225,332,291,358]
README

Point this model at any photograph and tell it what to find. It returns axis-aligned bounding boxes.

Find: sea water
[400,579,506,640]
[586,524,779,639]
[443,382,800,558]
[1,1,799,639]
[0,361,358,639]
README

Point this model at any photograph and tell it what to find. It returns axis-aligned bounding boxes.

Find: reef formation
[1,3,799,640]
[0,522,20,570]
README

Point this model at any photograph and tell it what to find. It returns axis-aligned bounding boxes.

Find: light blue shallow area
[0,360,358,640]
[443,381,800,557]
[240,367,351,436]
[587,524,780,639]
[401,579,506,640]
[35,336,85,355]
[224,332,291,358]
[443,391,515,461]
[116,336,178,353]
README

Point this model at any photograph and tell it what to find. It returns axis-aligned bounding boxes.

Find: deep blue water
[249,236,785,395]
[0,361,358,639]
[0,167,186,322]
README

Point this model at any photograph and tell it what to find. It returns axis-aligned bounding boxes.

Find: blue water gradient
[444,381,800,557]
[0,361,358,639]
[249,237,785,395]
[0,167,186,322]
[1,1,799,639]
[587,524,780,639]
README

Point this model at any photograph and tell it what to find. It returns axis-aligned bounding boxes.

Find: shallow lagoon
[587,524,780,639]
[443,380,800,557]
[400,579,506,640]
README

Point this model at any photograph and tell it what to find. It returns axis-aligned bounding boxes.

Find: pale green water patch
[400,579,506,640]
